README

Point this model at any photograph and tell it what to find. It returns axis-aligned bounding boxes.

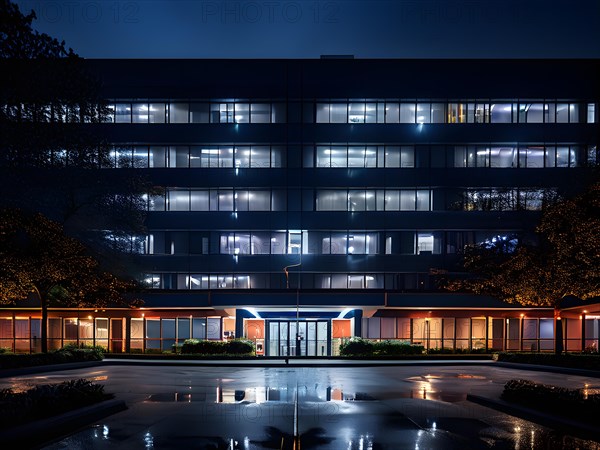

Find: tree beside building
[446,182,600,353]
[0,209,141,352]
[0,0,153,278]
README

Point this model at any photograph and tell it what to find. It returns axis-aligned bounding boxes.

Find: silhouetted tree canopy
[0,0,153,275]
[0,209,142,352]
[446,182,600,308]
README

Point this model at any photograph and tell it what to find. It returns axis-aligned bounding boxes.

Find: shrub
[0,378,111,428]
[181,339,223,354]
[56,344,104,361]
[583,343,598,354]
[501,378,600,422]
[225,339,255,355]
[339,337,375,356]
[144,348,164,354]
[0,345,103,369]
[339,338,424,356]
[375,340,424,356]
[172,343,184,354]
[180,339,254,355]
[428,347,489,354]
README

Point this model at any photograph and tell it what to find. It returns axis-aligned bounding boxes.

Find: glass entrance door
[266,320,330,356]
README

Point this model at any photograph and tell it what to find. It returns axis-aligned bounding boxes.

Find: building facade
[1,59,599,354]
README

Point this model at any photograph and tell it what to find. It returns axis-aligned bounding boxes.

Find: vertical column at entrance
[246,319,265,355]
[236,309,256,339]
[338,309,362,337]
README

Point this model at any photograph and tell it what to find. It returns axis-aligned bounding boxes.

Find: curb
[0,361,104,378]
[0,398,127,447]
[494,361,600,378]
[100,358,495,368]
[467,394,600,441]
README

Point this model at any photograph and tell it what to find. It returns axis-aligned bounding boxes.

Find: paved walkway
[1,359,598,448]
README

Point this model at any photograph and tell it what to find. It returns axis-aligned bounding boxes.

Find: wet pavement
[2,362,599,449]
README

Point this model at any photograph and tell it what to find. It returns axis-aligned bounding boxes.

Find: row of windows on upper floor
[142,272,439,291]
[5,100,596,125]
[111,102,285,124]
[316,102,592,124]
[147,187,551,212]
[107,144,590,169]
[148,188,431,212]
[105,101,597,124]
[135,229,514,257]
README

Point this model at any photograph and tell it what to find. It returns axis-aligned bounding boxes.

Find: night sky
[15,0,600,58]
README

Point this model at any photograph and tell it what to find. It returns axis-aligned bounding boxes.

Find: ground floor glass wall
[362,316,560,352]
[0,315,223,353]
[1,313,597,354]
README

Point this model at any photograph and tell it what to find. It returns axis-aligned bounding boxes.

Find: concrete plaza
[1,360,599,449]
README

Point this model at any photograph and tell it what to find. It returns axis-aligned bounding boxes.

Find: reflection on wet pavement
[22,365,600,449]
[147,386,378,403]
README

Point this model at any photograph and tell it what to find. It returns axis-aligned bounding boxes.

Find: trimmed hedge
[0,345,104,370]
[0,378,111,429]
[180,339,254,355]
[427,347,489,355]
[496,352,600,370]
[339,338,425,356]
[502,379,600,423]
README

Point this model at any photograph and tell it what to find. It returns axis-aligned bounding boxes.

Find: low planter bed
[0,346,104,370]
[339,338,426,357]
[501,379,600,425]
[0,378,113,430]
[0,384,124,447]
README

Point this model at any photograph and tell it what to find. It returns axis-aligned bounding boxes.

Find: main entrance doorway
[266,320,330,356]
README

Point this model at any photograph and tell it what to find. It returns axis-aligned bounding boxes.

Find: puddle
[403,373,485,402]
[145,384,469,404]
[147,392,205,402]
[456,373,486,379]
[146,386,377,403]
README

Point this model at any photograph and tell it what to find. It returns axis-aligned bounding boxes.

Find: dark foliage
[0,378,110,428]
[180,339,255,355]
[427,347,489,354]
[0,0,153,276]
[445,183,600,308]
[339,338,425,356]
[0,209,142,352]
[0,345,104,369]
[502,378,600,424]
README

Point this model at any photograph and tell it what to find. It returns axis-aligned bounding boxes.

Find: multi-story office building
[1,59,599,354]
